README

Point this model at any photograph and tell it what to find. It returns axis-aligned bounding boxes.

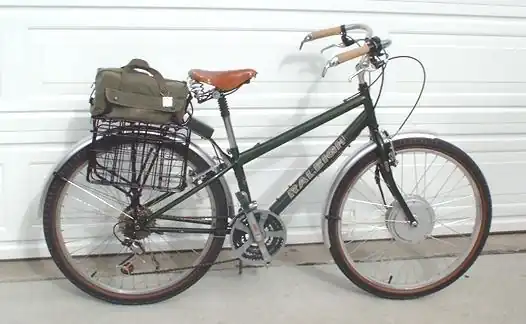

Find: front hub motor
[385,195,436,244]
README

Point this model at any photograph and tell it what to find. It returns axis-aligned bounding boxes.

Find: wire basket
[86,117,191,193]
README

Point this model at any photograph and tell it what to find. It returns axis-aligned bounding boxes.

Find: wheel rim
[335,146,484,292]
[51,144,219,296]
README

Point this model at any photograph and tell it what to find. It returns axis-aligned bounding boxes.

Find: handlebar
[299,23,391,77]
[309,26,341,41]
[299,23,374,49]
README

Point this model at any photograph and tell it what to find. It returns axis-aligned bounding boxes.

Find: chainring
[230,209,287,265]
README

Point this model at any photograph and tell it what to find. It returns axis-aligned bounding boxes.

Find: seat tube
[217,93,252,199]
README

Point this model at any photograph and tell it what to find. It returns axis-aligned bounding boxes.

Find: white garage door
[0,0,524,259]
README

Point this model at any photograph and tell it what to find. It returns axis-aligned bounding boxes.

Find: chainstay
[128,257,240,276]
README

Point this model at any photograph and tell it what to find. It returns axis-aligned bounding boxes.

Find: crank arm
[245,211,272,263]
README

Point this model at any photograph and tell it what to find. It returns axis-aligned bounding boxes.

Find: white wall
[0,0,525,259]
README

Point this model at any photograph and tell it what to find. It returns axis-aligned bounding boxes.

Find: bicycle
[40,23,492,305]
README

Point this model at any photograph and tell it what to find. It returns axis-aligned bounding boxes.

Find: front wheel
[327,137,492,299]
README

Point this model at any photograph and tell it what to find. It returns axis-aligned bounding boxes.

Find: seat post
[217,93,240,158]
[217,92,253,201]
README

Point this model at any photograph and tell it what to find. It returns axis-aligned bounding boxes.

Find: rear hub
[118,205,156,240]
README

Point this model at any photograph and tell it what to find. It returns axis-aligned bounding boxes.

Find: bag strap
[122,58,170,95]
[126,58,150,70]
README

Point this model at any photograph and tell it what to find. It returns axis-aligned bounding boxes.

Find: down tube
[269,109,368,215]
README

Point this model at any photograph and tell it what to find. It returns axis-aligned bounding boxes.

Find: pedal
[256,241,272,264]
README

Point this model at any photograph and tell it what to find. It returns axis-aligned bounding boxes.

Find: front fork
[372,130,418,226]
[360,82,418,227]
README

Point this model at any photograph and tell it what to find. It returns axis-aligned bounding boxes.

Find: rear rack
[86,117,191,193]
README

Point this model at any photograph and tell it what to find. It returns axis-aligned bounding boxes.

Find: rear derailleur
[117,238,160,275]
[114,204,161,275]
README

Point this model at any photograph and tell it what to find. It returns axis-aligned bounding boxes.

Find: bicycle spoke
[335,142,486,293]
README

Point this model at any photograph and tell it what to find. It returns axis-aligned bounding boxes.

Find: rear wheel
[327,137,492,299]
[43,135,230,305]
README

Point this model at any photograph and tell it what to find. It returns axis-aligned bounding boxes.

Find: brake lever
[320,43,347,54]
[321,57,340,78]
[321,42,372,78]
[348,60,378,82]
[299,34,313,50]
[347,67,368,82]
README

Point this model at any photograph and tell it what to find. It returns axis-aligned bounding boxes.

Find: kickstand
[237,259,244,275]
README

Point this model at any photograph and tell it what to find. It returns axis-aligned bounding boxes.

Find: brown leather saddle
[188,68,257,92]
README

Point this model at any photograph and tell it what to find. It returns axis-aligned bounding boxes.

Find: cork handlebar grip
[310,26,341,40]
[335,44,371,64]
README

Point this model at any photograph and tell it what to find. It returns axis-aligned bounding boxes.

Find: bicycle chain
[128,257,240,276]
[114,214,237,276]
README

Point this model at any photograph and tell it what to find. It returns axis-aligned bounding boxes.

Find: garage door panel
[218,151,522,209]
[3,0,526,17]
[21,78,526,108]
[10,141,525,238]
[0,1,524,258]
[5,91,522,115]
[0,164,5,232]
[3,130,522,157]
[6,105,526,139]
[389,36,526,84]
[26,29,321,86]
[215,121,526,139]
[379,0,523,7]
[22,28,526,85]
[20,199,526,243]
[7,5,526,91]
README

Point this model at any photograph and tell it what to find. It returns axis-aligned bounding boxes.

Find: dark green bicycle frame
[144,82,416,234]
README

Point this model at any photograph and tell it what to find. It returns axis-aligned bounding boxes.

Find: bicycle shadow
[294,264,374,296]
[244,52,328,228]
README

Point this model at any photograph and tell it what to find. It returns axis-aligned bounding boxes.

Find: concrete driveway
[0,252,524,324]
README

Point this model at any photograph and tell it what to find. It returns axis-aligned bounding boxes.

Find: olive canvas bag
[89,58,190,125]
